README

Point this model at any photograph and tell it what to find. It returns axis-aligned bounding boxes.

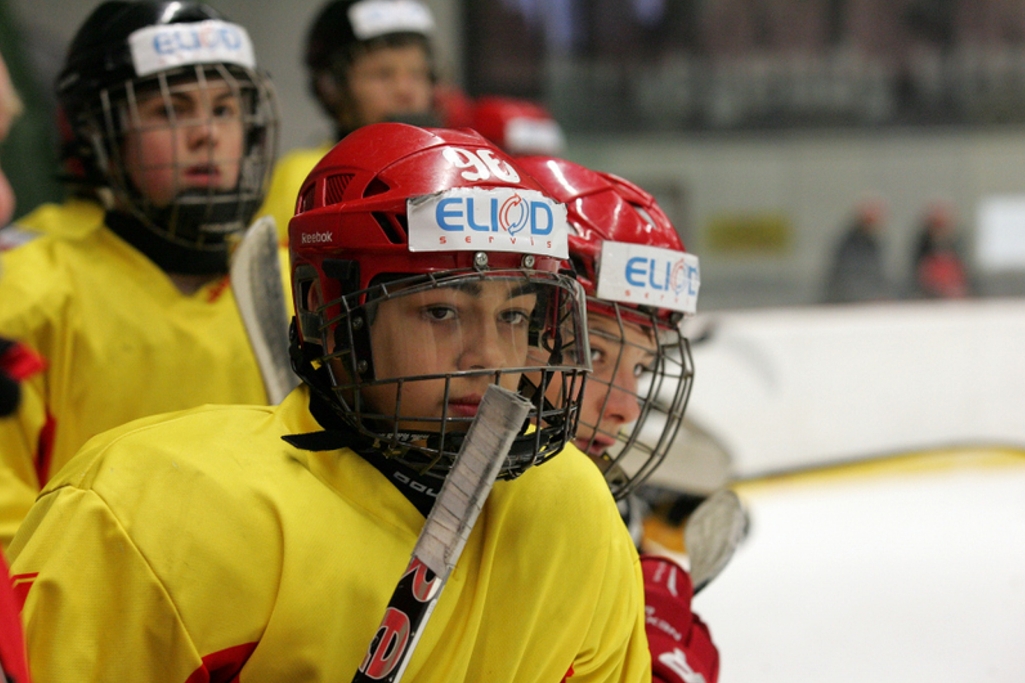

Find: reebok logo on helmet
[301,231,333,245]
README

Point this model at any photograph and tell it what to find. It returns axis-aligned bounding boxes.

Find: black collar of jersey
[281,391,440,517]
[105,210,229,276]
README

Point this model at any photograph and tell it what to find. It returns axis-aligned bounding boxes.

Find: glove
[641,554,720,683]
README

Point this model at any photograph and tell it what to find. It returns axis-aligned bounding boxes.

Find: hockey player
[0,1,279,545]
[519,156,719,683]
[10,122,651,682]
[259,0,439,240]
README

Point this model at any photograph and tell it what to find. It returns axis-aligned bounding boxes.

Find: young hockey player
[10,123,651,682]
[0,1,279,545]
[260,0,439,239]
[519,155,720,683]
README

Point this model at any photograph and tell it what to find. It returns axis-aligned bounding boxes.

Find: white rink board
[677,299,1025,479]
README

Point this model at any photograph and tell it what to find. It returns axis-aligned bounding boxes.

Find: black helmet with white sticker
[58,1,278,271]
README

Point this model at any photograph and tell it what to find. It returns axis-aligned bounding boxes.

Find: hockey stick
[684,489,748,594]
[352,384,532,683]
[229,216,299,404]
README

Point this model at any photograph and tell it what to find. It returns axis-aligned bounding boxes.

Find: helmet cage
[580,298,694,500]
[305,266,589,481]
[85,61,278,249]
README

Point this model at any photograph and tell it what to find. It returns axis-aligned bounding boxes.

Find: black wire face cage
[93,62,278,249]
[313,268,590,481]
[577,300,695,500]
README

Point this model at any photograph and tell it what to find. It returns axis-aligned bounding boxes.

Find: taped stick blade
[415,384,532,579]
[685,488,748,594]
[230,217,298,404]
[352,384,532,683]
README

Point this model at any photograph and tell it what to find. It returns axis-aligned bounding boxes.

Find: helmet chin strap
[146,188,257,247]
[105,209,231,275]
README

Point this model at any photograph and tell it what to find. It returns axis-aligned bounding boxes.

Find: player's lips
[575,434,616,457]
[183,164,222,184]
[447,395,482,418]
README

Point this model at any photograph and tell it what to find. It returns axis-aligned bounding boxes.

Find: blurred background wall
[5,0,1025,310]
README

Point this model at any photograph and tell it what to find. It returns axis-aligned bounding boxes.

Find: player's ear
[306,279,323,311]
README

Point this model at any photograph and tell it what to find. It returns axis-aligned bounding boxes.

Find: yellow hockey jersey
[256,144,332,244]
[10,386,651,683]
[0,198,105,250]
[0,219,279,545]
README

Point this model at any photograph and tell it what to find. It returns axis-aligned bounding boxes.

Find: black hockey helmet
[57,1,278,268]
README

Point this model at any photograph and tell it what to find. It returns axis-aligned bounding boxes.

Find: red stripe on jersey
[0,342,45,381]
[186,642,258,683]
[10,573,38,611]
[561,664,575,681]
[35,412,56,486]
[0,560,32,683]
[206,276,230,304]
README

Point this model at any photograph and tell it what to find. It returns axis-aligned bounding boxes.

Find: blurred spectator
[824,197,892,303]
[910,200,971,299]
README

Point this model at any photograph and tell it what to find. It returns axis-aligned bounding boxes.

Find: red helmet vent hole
[363,178,391,198]
[325,173,354,206]
[373,212,407,245]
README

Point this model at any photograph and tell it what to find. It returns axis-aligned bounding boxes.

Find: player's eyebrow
[445,281,537,300]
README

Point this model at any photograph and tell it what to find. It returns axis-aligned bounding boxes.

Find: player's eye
[499,309,530,326]
[422,305,457,322]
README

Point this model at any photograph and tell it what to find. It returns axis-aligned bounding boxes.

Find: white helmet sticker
[596,241,700,314]
[505,117,566,156]
[348,0,435,40]
[129,20,256,78]
[407,188,569,259]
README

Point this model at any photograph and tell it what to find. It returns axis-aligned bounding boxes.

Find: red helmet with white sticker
[518,155,698,499]
[289,123,589,481]
[471,96,566,156]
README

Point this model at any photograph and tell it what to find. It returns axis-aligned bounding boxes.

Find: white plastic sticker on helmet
[596,241,700,314]
[348,0,435,40]
[407,188,569,259]
[129,20,256,78]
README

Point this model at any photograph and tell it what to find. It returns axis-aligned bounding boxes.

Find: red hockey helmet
[289,123,590,481]
[518,155,699,499]
[471,96,566,156]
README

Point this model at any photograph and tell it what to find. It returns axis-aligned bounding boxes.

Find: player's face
[572,311,657,458]
[358,279,537,431]
[121,79,244,207]
[346,43,433,127]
